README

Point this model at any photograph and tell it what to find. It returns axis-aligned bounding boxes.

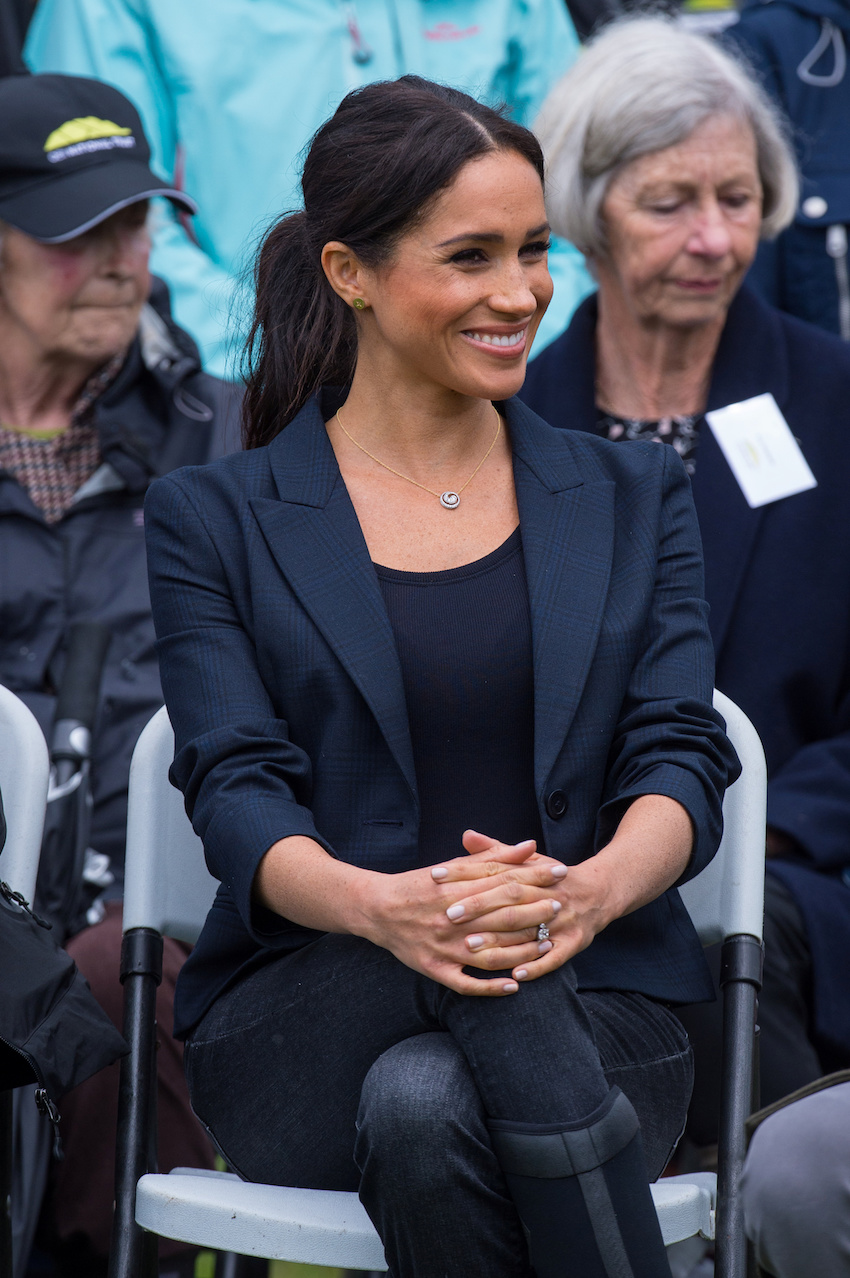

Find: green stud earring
[352,298,366,311]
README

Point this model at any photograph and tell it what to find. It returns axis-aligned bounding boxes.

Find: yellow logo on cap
[44,117,132,152]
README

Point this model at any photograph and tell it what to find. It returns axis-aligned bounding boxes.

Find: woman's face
[0,203,151,366]
[595,115,763,330]
[355,150,553,402]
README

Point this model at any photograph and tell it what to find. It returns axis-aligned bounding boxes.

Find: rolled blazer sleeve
[145,472,337,943]
[594,445,741,881]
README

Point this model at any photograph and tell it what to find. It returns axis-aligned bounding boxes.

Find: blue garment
[723,0,850,336]
[26,0,592,376]
[521,286,850,1055]
[144,390,738,1037]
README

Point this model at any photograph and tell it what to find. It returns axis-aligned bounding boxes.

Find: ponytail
[241,212,356,448]
[241,77,545,449]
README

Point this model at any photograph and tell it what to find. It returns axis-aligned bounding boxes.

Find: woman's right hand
[358,838,566,995]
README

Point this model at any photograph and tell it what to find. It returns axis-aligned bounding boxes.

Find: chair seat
[135,1166,716,1265]
[651,1173,716,1245]
[135,1169,388,1269]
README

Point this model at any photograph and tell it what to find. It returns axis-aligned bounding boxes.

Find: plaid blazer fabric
[145,393,740,1034]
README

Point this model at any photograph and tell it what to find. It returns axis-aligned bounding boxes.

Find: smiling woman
[146,74,739,1278]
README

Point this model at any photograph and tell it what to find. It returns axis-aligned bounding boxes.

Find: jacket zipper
[0,882,63,1156]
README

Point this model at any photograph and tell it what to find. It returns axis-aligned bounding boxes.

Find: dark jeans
[185,934,693,1278]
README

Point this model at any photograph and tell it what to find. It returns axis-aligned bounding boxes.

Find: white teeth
[468,331,524,347]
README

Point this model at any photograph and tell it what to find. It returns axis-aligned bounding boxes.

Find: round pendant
[440,491,460,510]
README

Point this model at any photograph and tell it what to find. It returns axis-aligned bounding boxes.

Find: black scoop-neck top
[374,527,544,865]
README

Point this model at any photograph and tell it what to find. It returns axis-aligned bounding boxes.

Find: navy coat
[145,392,738,1038]
[522,286,850,1055]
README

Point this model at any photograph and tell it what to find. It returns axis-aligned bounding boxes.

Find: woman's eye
[650,203,681,215]
[723,193,753,210]
[521,240,551,256]
[449,247,488,265]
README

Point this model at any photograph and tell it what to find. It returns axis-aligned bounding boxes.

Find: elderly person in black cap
[0,74,235,1277]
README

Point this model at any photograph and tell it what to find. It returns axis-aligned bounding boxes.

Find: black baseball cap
[0,73,197,242]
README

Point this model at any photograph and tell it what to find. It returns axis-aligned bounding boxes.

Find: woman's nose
[686,202,733,259]
[490,262,538,316]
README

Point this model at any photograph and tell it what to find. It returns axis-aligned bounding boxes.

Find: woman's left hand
[433,800,693,983]
[432,829,612,983]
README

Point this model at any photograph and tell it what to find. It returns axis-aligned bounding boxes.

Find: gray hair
[535,16,798,258]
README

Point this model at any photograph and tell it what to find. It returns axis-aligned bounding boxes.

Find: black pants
[185,934,692,1277]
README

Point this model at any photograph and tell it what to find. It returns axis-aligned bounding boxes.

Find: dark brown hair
[242,76,545,448]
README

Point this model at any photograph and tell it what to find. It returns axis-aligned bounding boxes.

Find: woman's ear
[321,241,370,310]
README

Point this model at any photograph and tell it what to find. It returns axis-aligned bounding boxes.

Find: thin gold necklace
[335,404,501,510]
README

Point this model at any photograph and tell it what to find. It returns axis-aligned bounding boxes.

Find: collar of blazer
[250,393,615,797]
[540,285,792,656]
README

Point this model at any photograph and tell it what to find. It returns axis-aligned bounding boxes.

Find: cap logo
[44,116,136,164]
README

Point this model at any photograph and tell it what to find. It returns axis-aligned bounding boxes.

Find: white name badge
[705,393,817,509]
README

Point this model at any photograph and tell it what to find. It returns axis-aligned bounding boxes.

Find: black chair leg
[108,927,163,1278]
[715,934,763,1278]
[1,1089,13,1277]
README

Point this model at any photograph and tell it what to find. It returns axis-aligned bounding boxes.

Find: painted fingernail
[467,935,484,950]
[502,981,519,993]
[551,865,568,879]
[538,940,553,954]
[551,900,562,913]
[446,904,465,920]
[431,866,448,880]
[515,968,529,980]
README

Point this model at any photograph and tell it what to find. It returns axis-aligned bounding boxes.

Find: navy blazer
[523,286,850,1055]
[145,392,737,1037]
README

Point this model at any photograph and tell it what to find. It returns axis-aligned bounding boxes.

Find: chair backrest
[677,689,766,946]
[126,692,766,949]
[0,683,50,902]
[123,706,216,942]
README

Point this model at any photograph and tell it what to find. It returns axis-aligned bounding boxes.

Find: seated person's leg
[742,1081,850,1278]
[185,933,685,1278]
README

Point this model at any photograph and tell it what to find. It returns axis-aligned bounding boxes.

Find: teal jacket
[27,0,592,377]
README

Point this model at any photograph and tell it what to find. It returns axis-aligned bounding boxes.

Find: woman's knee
[356,1033,484,1168]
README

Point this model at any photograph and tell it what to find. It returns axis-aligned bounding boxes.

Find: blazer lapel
[507,400,615,788]
[693,287,790,655]
[250,400,417,799]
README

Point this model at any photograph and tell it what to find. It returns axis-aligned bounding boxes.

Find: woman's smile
[460,324,529,356]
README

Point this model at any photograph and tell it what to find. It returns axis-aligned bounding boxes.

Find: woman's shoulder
[145,442,278,531]
[156,440,275,495]
[508,395,679,490]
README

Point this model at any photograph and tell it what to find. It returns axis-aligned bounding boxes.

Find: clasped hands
[369,829,607,997]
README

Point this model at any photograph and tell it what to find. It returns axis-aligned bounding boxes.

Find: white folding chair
[0,684,50,902]
[111,690,765,1278]
[0,684,50,1275]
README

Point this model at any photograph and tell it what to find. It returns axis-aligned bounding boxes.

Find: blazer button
[546,790,568,819]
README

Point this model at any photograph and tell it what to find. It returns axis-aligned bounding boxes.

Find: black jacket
[522,286,850,1056]
[0,279,240,884]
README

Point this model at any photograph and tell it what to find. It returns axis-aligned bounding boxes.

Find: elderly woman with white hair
[524,17,850,1138]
